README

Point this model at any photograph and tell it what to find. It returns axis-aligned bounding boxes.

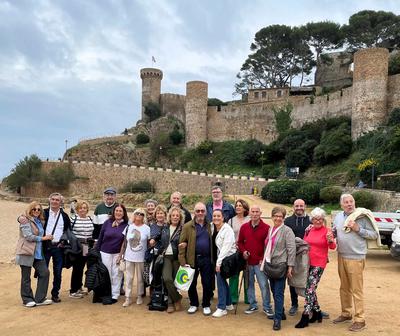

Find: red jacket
[237,219,270,265]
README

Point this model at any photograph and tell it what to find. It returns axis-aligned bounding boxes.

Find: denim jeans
[247,264,271,310]
[188,255,213,308]
[270,277,286,321]
[44,246,64,298]
[216,272,232,309]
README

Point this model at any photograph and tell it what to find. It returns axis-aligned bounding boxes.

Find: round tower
[140,68,163,121]
[185,81,208,148]
[351,48,389,139]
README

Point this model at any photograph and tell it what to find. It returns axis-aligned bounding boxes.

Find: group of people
[15,185,379,332]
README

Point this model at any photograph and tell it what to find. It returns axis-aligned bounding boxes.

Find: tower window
[254,91,259,99]
[262,91,267,99]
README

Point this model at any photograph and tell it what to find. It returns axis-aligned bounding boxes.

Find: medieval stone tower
[185,81,208,147]
[351,48,389,139]
[140,68,163,121]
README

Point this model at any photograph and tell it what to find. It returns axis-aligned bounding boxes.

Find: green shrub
[320,186,343,204]
[285,149,311,172]
[144,102,161,122]
[352,190,375,209]
[150,132,171,156]
[242,139,264,165]
[197,141,213,155]
[42,164,75,189]
[262,164,281,179]
[387,107,400,127]
[295,182,321,205]
[389,53,400,76]
[121,180,154,193]
[136,133,150,145]
[314,123,352,166]
[169,128,184,145]
[5,154,42,191]
[261,179,300,203]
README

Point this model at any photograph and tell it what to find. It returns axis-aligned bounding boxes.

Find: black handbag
[263,261,287,279]
[220,252,245,279]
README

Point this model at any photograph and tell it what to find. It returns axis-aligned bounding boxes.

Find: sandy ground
[1,198,399,336]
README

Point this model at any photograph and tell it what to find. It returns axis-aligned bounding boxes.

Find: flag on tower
[152,56,156,63]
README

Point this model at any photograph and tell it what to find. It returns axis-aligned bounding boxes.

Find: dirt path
[1,199,399,335]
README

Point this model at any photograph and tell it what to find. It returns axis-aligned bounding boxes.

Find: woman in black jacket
[162,206,184,313]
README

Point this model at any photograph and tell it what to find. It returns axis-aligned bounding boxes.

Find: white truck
[373,211,400,260]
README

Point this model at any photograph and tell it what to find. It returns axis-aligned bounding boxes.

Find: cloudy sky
[1,0,400,179]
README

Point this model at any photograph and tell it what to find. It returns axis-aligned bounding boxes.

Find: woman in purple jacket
[96,203,128,303]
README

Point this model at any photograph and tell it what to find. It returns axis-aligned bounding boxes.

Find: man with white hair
[238,205,273,317]
[168,191,192,223]
[332,194,378,332]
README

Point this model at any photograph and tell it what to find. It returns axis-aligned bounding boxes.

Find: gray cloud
[1,0,400,178]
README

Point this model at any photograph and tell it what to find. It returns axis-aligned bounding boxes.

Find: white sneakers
[212,308,228,318]
[226,304,234,311]
[136,296,143,305]
[187,306,198,314]
[122,298,132,307]
[36,299,53,306]
[24,301,36,308]
[69,292,84,299]
[203,307,211,316]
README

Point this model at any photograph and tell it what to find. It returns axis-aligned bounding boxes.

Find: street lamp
[260,150,265,171]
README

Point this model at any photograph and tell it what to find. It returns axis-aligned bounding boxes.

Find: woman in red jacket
[295,207,336,328]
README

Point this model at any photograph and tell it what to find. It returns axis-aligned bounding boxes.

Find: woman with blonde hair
[69,200,94,298]
[163,206,185,313]
[16,201,53,307]
[295,207,336,328]
[120,208,150,307]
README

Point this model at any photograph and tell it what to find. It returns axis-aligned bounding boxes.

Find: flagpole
[152,56,156,67]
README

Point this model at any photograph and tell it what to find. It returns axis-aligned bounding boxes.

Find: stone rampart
[387,74,400,113]
[160,93,186,124]
[23,161,268,198]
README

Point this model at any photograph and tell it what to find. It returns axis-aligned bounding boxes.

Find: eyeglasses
[313,218,324,222]
[32,208,41,211]
[195,209,206,213]
[135,212,145,216]
[212,191,222,194]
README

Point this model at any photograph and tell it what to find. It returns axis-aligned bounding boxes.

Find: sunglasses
[32,208,41,211]
[195,209,206,213]
[135,212,145,216]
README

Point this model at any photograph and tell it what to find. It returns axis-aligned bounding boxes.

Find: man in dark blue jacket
[284,199,310,316]
[206,185,235,224]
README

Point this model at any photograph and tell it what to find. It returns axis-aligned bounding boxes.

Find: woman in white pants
[96,204,129,303]
[119,208,150,307]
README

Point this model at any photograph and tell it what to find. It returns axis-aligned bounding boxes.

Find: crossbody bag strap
[71,216,78,230]
[45,211,61,236]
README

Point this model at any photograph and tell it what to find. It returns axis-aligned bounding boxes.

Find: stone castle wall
[351,48,389,139]
[185,81,208,147]
[387,74,400,113]
[140,68,163,120]
[291,87,353,127]
[160,93,186,124]
[23,161,268,198]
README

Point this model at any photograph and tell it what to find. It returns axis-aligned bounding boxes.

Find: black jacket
[284,214,311,239]
[160,225,182,259]
[167,204,192,224]
[43,208,71,234]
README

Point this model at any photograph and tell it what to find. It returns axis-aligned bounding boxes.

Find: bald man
[238,205,273,317]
